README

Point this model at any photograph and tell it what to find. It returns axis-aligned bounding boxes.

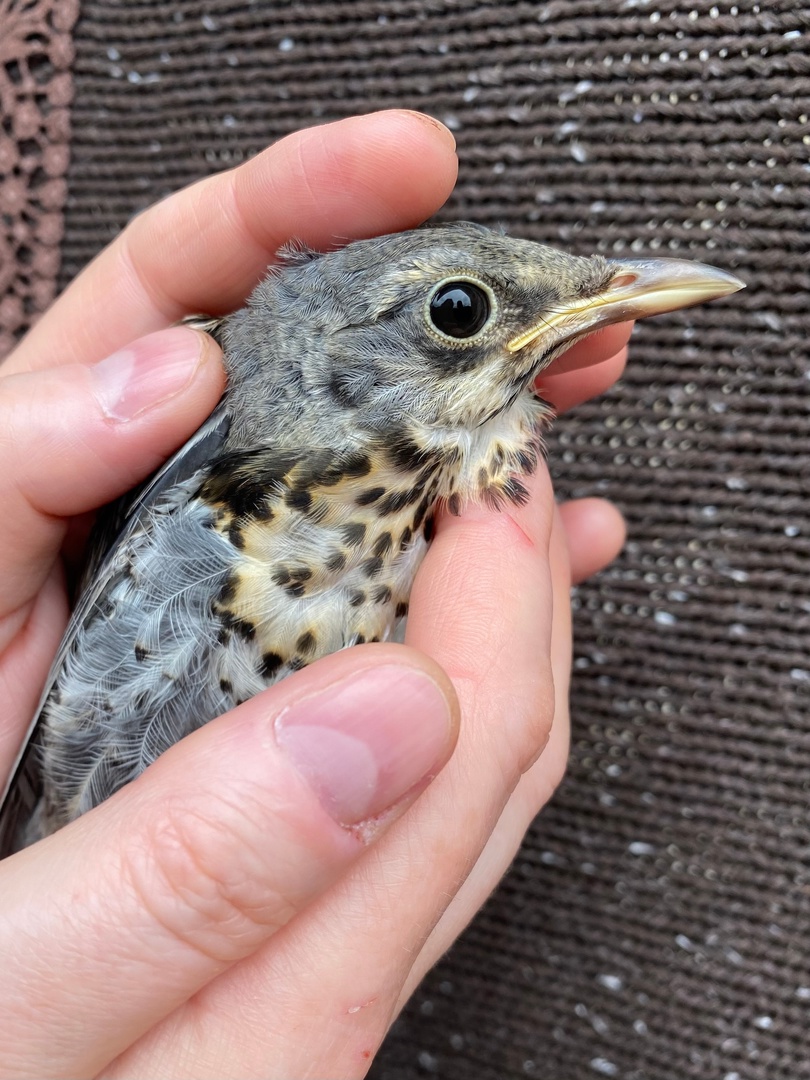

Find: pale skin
[0,111,628,1078]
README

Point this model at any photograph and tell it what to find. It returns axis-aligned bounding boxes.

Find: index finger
[8,110,459,375]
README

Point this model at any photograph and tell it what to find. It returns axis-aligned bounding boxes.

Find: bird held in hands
[0,222,744,853]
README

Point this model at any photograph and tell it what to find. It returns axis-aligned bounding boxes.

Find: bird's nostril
[610,272,639,289]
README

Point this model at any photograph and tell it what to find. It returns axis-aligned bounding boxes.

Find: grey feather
[0,406,233,853]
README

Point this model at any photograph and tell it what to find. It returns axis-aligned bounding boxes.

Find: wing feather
[0,404,231,856]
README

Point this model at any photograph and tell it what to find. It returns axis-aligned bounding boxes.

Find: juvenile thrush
[0,222,743,853]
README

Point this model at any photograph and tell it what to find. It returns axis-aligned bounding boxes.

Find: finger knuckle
[507,659,558,779]
[121,790,295,964]
[536,731,569,795]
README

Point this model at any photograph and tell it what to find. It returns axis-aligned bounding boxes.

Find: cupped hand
[0,110,626,1079]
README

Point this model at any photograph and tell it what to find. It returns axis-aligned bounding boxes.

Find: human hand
[0,110,626,1078]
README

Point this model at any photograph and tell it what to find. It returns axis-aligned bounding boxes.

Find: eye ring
[425,276,497,343]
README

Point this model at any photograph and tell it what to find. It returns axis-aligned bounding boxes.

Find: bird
[0,222,743,854]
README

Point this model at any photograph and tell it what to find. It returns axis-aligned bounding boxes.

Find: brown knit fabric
[0,0,78,356]
[5,1,810,1077]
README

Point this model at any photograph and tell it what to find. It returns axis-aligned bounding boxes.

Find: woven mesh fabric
[0,0,79,355]
[5,1,810,1077]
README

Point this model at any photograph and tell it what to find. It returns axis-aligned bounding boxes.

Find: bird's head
[255,222,743,437]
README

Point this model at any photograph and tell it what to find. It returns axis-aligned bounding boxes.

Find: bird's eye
[429,280,491,340]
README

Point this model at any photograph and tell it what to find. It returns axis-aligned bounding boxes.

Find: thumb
[0,644,458,1080]
[0,326,225,620]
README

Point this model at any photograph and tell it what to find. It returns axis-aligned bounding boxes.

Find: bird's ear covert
[426,276,497,343]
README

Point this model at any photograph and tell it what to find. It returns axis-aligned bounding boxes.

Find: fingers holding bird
[0,645,458,1080]
[7,110,460,375]
[0,328,224,626]
[4,107,631,405]
[0,327,225,774]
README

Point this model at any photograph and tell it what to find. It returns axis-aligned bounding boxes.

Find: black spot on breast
[134,644,149,662]
[349,589,366,607]
[373,532,393,557]
[261,652,284,678]
[355,634,366,645]
[342,521,367,546]
[416,464,440,490]
[218,576,237,604]
[289,657,308,671]
[412,495,431,529]
[292,451,341,490]
[448,493,462,517]
[373,585,392,604]
[357,485,386,506]
[219,678,232,694]
[326,550,347,572]
[285,488,313,513]
[276,566,311,594]
[482,486,503,510]
[423,514,435,542]
[361,556,384,578]
[228,525,245,549]
[517,449,537,474]
[379,488,419,515]
[301,458,344,488]
[387,434,439,473]
[503,477,530,505]
[395,601,409,618]
[343,453,372,478]
[223,613,256,641]
[202,448,298,517]
[297,631,317,654]
[400,526,412,549]
[294,452,373,492]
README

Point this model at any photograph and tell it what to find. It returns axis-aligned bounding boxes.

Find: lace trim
[0,0,79,358]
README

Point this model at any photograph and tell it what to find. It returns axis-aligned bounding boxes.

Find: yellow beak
[507,257,745,353]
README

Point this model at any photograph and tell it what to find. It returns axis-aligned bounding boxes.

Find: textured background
[2,2,809,1077]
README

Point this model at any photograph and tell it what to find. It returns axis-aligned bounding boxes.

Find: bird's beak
[507,257,745,353]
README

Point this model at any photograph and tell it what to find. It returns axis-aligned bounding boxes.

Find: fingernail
[398,109,457,152]
[275,665,454,826]
[92,327,205,422]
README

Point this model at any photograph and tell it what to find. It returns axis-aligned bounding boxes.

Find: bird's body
[0,223,743,853]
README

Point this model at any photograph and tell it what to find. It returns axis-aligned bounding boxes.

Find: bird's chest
[206,396,548,700]
[209,462,439,698]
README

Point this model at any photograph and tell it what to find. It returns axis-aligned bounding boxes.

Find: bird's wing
[0,400,231,856]
[79,314,228,590]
